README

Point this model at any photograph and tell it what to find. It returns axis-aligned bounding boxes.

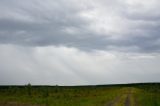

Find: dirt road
[105,87,135,106]
[124,94,131,106]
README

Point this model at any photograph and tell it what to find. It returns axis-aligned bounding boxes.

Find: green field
[0,83,159,106]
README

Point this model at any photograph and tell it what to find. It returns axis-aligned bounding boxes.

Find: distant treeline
[0,82,160,89]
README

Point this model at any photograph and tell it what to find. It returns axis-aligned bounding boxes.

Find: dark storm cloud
[0,0,160,53]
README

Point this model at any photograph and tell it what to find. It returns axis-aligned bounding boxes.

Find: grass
[0,83,159,106]
[134,84,160,106]
[0,86,120,106]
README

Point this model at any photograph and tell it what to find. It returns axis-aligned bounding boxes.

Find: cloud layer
[0,0,160,85]
[0,0,160,52]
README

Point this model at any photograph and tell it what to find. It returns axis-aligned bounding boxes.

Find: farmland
[0,83,159,106]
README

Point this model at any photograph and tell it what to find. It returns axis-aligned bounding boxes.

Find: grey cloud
[122,0,160,21]
[0,0,160,85]
[0,0,160,53]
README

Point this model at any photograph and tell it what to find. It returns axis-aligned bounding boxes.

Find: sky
[0,0,160,85]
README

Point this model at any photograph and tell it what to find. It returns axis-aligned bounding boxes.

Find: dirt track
[124,94,131,106]
[106,94,132,106]
[105,88,134,106]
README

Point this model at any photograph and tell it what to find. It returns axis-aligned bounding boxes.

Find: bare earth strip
[125,94,131,106]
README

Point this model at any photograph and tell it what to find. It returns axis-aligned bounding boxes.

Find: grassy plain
[0,83,159,106]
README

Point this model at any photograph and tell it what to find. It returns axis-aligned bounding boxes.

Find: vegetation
[0,83,159,106]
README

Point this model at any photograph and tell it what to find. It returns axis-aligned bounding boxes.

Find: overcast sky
[0,0,160,85]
